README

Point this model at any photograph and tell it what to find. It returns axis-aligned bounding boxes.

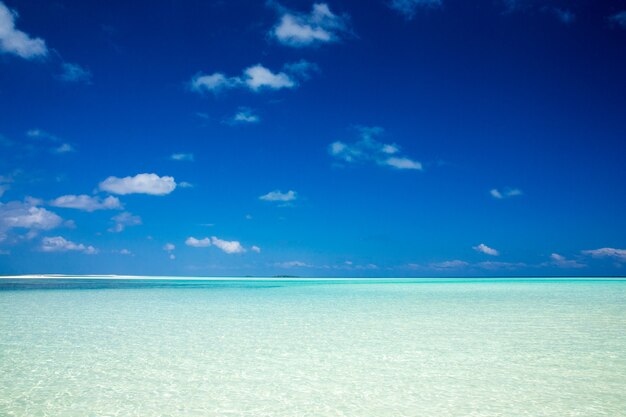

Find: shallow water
[1,278,625,416]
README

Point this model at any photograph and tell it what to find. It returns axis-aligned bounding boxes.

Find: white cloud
[170,153,194,161]
[185,236,211,247]
[610,11,626,29]
[270,3,349,47]
[50,195,122,212]
[178,181,194,188]
[211,236,245,254]
[473,243,499,256]
[490,187,523,199]
[189,62,311,95]
[189,73,240,93]
[388,0,443,20]
[243,64,295,91]
[329,126,422,170]
[59,62,92,83]
[229,108,260,124]
[429,260,469,270]
[0,200,63,232]
[251,245,261,253]
[163,243,175,252]
[41,236,97,254]
[99,173,176,195]
[276,260,310,268]
[0,2,48,59]
[53,143,75,154]
[108,212,141,233]
[384,157,422,170]
[117,248,132,255]
[582,248,626,262]
[549,253,586,269]
[476,261,525,270]
[259,190,297,202]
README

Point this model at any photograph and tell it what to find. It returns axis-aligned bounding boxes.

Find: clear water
[1,277,625,416]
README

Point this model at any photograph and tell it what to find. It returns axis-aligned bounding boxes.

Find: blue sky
[1,0,625,277]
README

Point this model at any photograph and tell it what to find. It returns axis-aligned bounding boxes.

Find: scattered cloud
[548,253,586,269]
[275,260,311,268]
[269,2,350,47]
[388,0,442,20]
[50,195,122,212]
[53,143,75,154]
[116,248,132,255]
[473,243,500,256]
[211,236,245,254]
[189,61,315,95]
[251,245,261,253]
[0,200,63,233]
[259,190,297,202]
[0,2,48,59]
[475,261,526,270]
[40,236,97,254]
[108,212,141,233]
[429,260,469,270]
[329,126,422,170]
[490,187,523,199]
[226,107,260,125]
[163,243,175,252]
[609,11,626,29]
[59,62,92,83]
[178,181,194,188]
[99,173,176,196]
[582,248,626,262]
[170,153,194,161]
[185,236,211,247]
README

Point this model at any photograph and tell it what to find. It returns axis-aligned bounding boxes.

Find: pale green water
[1,278,625,416]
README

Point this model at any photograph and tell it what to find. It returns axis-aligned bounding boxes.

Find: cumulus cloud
[170,153,194,161]
[0,200,63,232]
[211,236,245,254]
[269,2,350,47]
[476,261,526,270]
[59,62,92,83]
[163,243,175,252]
[189,61,315,95]
[108,212,141,233]
[582,248,626,262]
[259,190,297,202]
[53,143,75,154]
[388,0,442,20]
[549,253,586,269]
[185,236,211,247]
[473,243,499,256]
[41,236,97,254]
[490,188,523,199]
[226,107,260,125]
[50,195,122,212]
[251,245,261,253]
[0,2,48,59]
[329,126,422,170]
[99,173,176,195]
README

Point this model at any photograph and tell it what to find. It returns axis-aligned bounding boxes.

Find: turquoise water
[1,277,625,416]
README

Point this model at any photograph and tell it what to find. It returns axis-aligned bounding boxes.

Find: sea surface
[1,277,625,416]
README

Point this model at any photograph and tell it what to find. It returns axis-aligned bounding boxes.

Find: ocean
[1,277,625,416]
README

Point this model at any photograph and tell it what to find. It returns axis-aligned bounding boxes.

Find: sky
[1,0,625,277]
